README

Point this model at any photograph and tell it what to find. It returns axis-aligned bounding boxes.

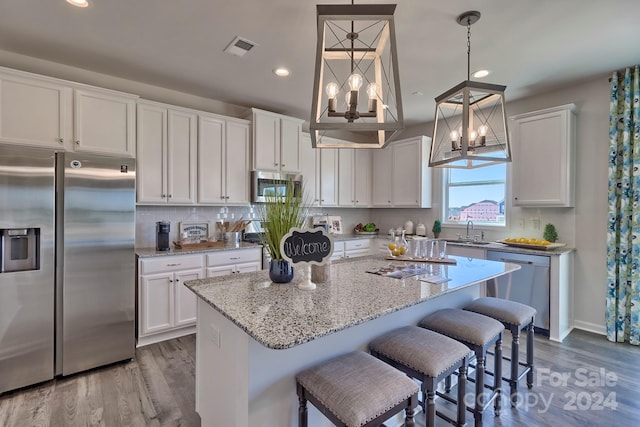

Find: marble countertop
[184,255,519,350]
[136,241,262,258]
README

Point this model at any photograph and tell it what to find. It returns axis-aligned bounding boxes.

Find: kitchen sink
[442,239,491,245]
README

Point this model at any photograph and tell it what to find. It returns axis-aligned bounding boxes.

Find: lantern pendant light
[310,1,404,148]
[429,11,512,168]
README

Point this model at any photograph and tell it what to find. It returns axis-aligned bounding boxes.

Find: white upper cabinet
[248,108,303,173]
[74,88,136,157]
[299,133,320,206]
[319,147,338,207]
[0,70,71,149]
[372,136,431,208]
[137,101,197,204]
[0,67,137,156]
[338,148,372,207]
[510,104,576,207]
[198,114,250,205]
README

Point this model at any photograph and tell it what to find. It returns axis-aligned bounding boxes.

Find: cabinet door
[447,245,485,259]
[136,103,167,203]
[197,115,225,203]
[0,73,70,148]
[354,149,372,207]
[299,133,319,205]
[253,111,279,171]
[280,117,301,172]
[319,148,338,206]
[331,241,345,261]
[174,269,203,327]
[206,265,237,277]
[511,105,575,207]
[140,273,173,336]
[166,109,197,204]
[392,139,420,207]
[74,88,135,156]
[338,149,354,206]
[372,148,392,207]
[236,262,261,274]
[225,121,251,204]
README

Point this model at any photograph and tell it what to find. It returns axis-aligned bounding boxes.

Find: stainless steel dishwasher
[486,250,550,334]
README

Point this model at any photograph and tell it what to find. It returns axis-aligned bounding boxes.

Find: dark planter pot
[269,259,294,283]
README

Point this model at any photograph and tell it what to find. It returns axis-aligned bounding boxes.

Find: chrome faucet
[466,220,474,240]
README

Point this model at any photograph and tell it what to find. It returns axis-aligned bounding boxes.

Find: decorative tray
[173,240,224,250]
[385,256,457,265]
[495,240,566,250]
[354,230,379,235]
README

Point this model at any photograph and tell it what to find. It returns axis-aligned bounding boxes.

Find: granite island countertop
[184,255,519,350]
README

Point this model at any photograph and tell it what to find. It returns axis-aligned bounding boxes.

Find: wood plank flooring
[1,330,639,426]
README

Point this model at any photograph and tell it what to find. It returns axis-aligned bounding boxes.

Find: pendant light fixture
[310,2,403,148]
[429,11,512,168]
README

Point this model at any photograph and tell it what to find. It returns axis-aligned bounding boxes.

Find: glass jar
[388,230,408,257]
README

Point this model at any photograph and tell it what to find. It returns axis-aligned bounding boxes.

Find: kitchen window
[442,164,506,226]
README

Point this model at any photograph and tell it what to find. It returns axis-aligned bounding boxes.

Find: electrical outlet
[531,217,540,229]
[210,324,221,348]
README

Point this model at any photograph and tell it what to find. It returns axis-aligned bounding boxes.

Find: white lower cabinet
[206,248,262,277]
[138,254,204,346]
[331,239,372,261]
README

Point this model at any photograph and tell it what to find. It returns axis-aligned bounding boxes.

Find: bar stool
[464,297,536,407]
[419,308,504,427]
[369,326,470,427]
[296,351,419,427]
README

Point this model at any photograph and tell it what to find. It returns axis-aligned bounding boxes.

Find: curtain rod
[608,65,639,82]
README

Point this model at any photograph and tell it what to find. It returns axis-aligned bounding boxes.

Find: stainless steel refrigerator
[0,145,135,394]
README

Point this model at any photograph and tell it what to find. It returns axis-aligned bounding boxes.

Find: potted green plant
[432,219,442,238]
[257,180,309,283]
[543,223,558,243]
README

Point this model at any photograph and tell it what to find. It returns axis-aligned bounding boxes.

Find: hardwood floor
[1,330,639,426]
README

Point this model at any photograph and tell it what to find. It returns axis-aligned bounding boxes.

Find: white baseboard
[136,325,196,348]
[573,320,606,336]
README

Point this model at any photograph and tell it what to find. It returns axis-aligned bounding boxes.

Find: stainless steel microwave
[251,171,302,203]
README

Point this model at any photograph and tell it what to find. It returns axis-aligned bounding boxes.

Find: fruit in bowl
[503,237,551,246]
[388,242,407,257]
[354,222,378,233]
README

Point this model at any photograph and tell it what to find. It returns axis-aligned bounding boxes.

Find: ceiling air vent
[224,36,257,57]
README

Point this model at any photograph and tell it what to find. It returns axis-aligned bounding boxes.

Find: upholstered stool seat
[296,351,419,427]
[464,297,536,406]
[369,326,470,427]
[419,308,504,427]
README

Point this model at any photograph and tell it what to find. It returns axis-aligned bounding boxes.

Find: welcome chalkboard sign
[280,228,334,266]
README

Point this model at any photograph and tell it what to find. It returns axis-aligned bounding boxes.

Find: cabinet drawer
[140,255,203,275]
[344,239,371,251]
[206,248,261,267]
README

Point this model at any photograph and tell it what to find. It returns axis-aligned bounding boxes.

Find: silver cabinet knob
[58,138,64,143]
[75,140,80,145]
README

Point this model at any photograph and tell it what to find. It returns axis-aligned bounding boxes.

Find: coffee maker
[156,221,170,251]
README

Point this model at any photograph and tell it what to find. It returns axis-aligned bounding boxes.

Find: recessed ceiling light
[274,68,290,77]
[66,0,89,7]
[411,91,423,96]
[472,69,490,78]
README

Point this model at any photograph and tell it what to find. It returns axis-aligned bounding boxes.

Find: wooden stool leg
[426,389,436,427]
[445,375,452,393]
[494,336,503,416]
[406,394,417,427]
[421,382,427,413]
[510,325,520,407]
[457,361,467,427]
[527,320,535,389]
[474,350,484,427]
[297,384,308,427]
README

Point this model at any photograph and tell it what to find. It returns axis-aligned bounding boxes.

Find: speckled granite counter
[185,255,519,350]
[190,255,519,426]
[135,241,261,258]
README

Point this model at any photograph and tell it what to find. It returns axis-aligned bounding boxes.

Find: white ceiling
[1,0,639,126]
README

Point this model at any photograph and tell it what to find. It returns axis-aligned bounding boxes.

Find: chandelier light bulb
[479,125,487,136]
[325,82,339,99]
[366,83,378,99]
[348,73,363,91]
[450,130,459,141]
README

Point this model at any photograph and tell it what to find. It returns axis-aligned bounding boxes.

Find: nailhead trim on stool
[296,351,419,427]
[464,297,536,407]
[419,308,504,427]
[369,326,470,427]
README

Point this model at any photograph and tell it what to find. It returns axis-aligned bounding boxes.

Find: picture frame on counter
[179,221,211,241]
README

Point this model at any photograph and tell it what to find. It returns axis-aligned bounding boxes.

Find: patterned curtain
[606,66,640,344]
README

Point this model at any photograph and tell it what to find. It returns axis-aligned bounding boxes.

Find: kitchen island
[185,256,519,427]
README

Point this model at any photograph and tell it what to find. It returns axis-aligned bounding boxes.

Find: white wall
[1,49,611,333]
[389,75,611,334]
